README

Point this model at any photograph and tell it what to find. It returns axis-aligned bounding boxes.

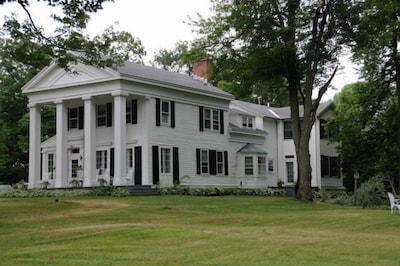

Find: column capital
[28,102,40,108]
[82,95,92,101]
[111,91,129,97]
[54,99,64,105]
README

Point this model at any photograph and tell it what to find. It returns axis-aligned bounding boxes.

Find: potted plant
[41,181,51,189]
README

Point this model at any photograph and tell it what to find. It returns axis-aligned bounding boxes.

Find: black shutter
[152,146,159,184]
[156,98,161,126]
[224,151,229,176]
[196,148,201,174]
[132,99,138,124]
[106,102,112,127]
[220,109,224,134]
[110,148,115,178]
[209,150,216,175]
[78,106,84,130]
[170,101,175,128]
[199,106,204,132]
[67,108,70,130]
[173,147,179,183]
[134,146,142,185]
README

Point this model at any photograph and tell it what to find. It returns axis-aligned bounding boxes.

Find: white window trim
[96,104,107,127]
[160,146,172,175]
[161,100,170,126]
[200,149,209,175]
[257,156,266,177]
[216,151,224,176]
[242,116,254,129]
[244,156,254,176]
[203,107,220,132]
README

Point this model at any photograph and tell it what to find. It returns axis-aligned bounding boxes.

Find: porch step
[125,185,159,196]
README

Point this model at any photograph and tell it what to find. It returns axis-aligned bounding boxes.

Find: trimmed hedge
[0,187,130,198]
[158,187,286,196]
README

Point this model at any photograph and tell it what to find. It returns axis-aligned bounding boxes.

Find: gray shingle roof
[231,100,333,120]
[237,143,268,154]
[117,62,234,99]
[228,123,268,136]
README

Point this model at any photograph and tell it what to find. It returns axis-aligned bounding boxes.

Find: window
[160,148,171,174]
[242,116,253,128]
[161,101,170,125]
[268,159,274,173]
[244,156,253,175]
[71,159,79,178]
[201,150,209,174]
[96,103,112,127]
[97,104,107,127]
[258,156,266,176]
[69,108,78,129]
[48,153,54,179]
[96,150,108,174]
[126,101,132,124]
[286,161,294,183]
[126,148,133,173]
[204,108,220,131]
[320,119,330,139]
[217,151,224,175]
[321,155,339,178]
[284,121,293,139]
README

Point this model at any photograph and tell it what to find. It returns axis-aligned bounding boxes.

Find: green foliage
[0,187,130,198]
[158,187,285,197]
[0,188,91,198]
[88,186,130,197]
[313,189,353,206]
[356,176,388,208]
[329,82,400,190]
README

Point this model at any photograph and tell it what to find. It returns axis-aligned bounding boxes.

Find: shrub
[89,187,130,197]
[356,176,387,208]
[157,187,286,197]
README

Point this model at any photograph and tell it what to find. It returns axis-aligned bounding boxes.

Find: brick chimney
[192,59,212,83]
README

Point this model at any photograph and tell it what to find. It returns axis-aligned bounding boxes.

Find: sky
[0,0,359,99]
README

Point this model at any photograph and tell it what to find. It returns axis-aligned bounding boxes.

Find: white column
[83,96,96,187]
[112,92,127,186]
[55,100,68,188]
[141,96,151,185]
[28,103,41,188]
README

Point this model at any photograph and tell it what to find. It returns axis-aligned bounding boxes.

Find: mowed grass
[1,196,400,266]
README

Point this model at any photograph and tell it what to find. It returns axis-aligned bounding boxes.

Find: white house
[22,60,341,190]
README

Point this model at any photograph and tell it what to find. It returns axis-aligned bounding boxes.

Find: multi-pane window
[126,101,132,124]
[69,108,79,129]
[201,150,209,174]
[126,148,133,173]
[217,151,224,175]
[258,156,266,176]
[204,108,220,131]
[286,161,294,183]
[321,155,339,177]
[97,104,107,127]
[284,121,293,139]
[161,101,170,125]
[48,153,54,179]
[71,159,79,178]
[242,116,253,128]
[268,159,274,173]
[160,148,171,174]
[96,150,107,175]
[244,156,254,175]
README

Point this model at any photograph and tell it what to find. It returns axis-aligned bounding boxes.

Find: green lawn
[1,195,399,265]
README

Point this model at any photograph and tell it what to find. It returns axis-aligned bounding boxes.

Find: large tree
[0,0,145,69]
[191,0,350,200]
[329,82,399,191]
[348,0,400,188]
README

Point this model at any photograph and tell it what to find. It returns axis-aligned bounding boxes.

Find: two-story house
[23,61,341,190]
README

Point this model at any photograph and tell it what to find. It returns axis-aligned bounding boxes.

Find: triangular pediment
[22,62,119,93]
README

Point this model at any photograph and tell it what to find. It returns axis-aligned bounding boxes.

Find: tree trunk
[295,122,313,201]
